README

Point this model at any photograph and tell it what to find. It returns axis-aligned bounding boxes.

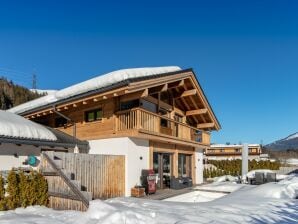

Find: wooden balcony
[115,108,210,147]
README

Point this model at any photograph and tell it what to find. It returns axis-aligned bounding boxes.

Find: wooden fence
[40,151,125,211]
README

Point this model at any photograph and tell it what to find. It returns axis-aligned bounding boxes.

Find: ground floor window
[178,154,192,177]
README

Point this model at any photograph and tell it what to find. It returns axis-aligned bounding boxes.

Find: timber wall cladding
[40,152,125,211]
[53,152,125,199]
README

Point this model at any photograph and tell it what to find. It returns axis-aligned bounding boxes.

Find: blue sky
[0,0,297,144]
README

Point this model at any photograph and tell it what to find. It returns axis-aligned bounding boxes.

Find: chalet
[0,110,88,171]
[205,144,262,161]
[9,66,221,196]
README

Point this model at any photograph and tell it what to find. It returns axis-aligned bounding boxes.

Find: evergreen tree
[6,170,20,209]
[0,175,6,211]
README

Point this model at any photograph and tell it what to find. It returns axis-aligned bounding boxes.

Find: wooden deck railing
[116,108,210,145]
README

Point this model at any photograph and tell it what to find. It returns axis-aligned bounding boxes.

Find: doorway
[153,152,173,189]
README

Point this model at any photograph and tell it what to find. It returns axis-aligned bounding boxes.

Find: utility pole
[32,72,37,89]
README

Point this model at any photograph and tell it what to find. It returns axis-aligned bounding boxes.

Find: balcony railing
[115,108,210,145]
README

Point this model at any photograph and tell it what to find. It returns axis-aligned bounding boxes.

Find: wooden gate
[40,151,125,211]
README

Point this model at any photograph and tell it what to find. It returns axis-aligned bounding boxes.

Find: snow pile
[164,190,226,203]
[0,110,57,141]
[0,174,297,224]
[9,66,181,114]
[195,182,248,193]
[213,175,239,183]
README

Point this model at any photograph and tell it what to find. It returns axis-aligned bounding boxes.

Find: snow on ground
[0,175,297,224]
[195,182,249,193]
[9,66,181,114]
[0,110,57,141]
[164,190,227,203]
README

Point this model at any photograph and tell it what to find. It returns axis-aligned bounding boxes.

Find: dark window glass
[120,99,140,110]
[85,108,103,122]
[178,154,192,177]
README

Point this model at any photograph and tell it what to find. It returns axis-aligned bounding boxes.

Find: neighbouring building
[205,144,262,161]
[0,110,88,171]
[9,66,221,196]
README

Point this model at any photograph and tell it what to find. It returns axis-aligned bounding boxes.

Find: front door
[153,152,172,189]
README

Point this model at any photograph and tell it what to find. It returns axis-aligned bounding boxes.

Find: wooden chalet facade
[206,144,262,160]
[11,67,220,195]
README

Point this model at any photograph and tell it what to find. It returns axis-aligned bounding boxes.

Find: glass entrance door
[153,152,172,189]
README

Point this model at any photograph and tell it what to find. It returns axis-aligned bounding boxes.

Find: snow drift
[0,174,297,224]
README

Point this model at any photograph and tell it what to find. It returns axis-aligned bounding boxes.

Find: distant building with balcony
[205,144,262,161]
[9,66,221,196]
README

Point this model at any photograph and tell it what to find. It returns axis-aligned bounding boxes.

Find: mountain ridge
[265,132,298,151]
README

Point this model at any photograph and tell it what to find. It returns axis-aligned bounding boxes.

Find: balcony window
[120,99,140,110]
[85,108,103,122]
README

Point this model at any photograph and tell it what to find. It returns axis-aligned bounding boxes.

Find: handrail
[42,152,90,208]
[116,107,205,133]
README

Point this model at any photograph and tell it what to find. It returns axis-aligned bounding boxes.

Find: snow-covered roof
[9,66,181,114]
[0,110,57,141]
[210,144,260,148]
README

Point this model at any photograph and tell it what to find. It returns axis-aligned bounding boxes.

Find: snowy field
[0,175,297,224]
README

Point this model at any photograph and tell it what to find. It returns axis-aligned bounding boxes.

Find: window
[55,117,68,127]
[85,108,103,122]
[178,154,192,177]
[140,99,157,113]
[120,99,140,110]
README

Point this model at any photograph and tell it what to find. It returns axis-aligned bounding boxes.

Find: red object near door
[147,169,156,194]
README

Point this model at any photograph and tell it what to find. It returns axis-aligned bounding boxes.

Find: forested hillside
[0,78,44,110]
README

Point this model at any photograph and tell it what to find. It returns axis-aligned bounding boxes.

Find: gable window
[85,108,103,122]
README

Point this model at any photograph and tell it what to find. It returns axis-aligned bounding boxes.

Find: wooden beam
[181,89,197,98]
[161,83,168,92]
[186,108,208,116]
[178,79,184,86]
[197,122,215,129]
[141,88,148,97]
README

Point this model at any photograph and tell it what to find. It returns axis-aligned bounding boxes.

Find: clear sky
[0,0,297,144]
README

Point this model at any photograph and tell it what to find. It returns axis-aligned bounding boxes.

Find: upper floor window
[120,99,140,110]
[85,108,102,122]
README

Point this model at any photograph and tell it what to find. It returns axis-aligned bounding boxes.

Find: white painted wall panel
[88,137,150,196]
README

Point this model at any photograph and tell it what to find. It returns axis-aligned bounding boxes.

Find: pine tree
[34,172,48,206]
[6,170,20,210]
[0,175,6,211]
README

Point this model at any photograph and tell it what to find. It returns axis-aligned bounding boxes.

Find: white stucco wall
[88,137,150,196]
[0,143,41,171]
[195,148,204,184]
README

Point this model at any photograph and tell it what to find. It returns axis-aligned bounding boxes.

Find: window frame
[84,108,103,123]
